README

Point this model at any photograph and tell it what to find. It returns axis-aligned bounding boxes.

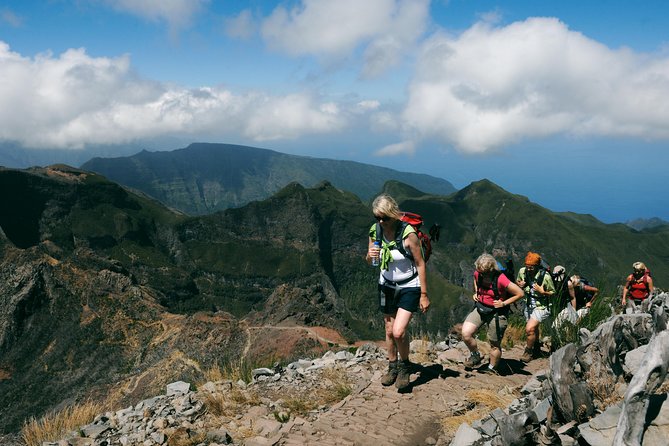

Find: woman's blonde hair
[633,262,646,271]
[570,275,581,287]
[371,194,402,220]
[474,253,499,273]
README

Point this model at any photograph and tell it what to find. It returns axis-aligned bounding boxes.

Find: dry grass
[318,366,352,404]
[411,337,432,364]
[201,387,262,417]
[273,366,353,417]
[202,362,225,383]
[441,388,515,437]
[166,429,207,446]
[21,400,105,446]
[502,324,525,349]
[584,368,623,409]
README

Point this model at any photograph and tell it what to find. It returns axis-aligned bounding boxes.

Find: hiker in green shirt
[516,252,555,363]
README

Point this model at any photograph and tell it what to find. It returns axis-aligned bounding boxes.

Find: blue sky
[1,0,668,223]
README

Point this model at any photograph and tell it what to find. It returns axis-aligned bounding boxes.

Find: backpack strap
[375,221,415,261]
[396,221,412,259]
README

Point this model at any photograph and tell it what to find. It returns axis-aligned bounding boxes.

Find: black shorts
[379,285,420,314]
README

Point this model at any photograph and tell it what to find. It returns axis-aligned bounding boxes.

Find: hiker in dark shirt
[568,275,598,317]
[366,194,429,391]
[429,223,441,242]
[462,253,524,374]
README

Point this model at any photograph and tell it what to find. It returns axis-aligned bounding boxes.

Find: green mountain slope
[1,166,668,434]
[80,143,457,215]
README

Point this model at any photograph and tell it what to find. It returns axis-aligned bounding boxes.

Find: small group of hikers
[365,193,656,388]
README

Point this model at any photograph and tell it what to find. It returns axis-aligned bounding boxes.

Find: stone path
[275,345,548,445]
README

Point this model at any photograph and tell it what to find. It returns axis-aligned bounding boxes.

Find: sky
[1,0,668,223]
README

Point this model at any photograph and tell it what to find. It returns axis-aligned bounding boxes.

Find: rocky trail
[35,339,549,446]
[274,344,548,446]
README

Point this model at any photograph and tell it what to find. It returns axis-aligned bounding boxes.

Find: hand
[420,294,430,313]
[368,245,381,262]
[493,299,505,309]
[532,283,545,295]
[517,280,526,288]
[586,302,592,308]
[472,293,479,302]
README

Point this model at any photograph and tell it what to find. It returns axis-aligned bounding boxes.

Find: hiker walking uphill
[516,252,556,363]
[568,275,599,317]
[622,262,654,310]
[461,253,524,374]
[366,194,429,392]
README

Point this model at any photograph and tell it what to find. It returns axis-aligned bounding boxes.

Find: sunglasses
[374,214,390,222]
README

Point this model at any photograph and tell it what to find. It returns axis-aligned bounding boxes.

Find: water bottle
[371,241,381,266]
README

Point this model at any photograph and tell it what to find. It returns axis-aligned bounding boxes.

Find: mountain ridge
[81,142,457,215]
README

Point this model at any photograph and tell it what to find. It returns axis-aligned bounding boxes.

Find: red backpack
[399,212,432,262]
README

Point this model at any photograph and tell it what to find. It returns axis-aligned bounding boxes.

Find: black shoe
[395,360,412,391]
[478,365,500,376]
[464,351,482,369]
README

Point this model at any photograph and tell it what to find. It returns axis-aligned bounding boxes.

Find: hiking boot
[520,348,533,363]
[478,365,500,376]
[463,351,482,369]
[395,360,412,391]
[381,360,398,386]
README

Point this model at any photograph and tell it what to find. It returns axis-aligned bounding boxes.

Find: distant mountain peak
[81,142,456,215]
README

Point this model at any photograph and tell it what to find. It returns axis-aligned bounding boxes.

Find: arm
[584,285,599,307]
[534,274,555,296]
[472,271,479,302]
[622,276,630,305]
[648,277,654,294]
[406,233,429,312]
[516,268,526,289]
[496,281,524,308]
[568,280,577,309]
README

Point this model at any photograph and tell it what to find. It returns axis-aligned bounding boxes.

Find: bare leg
[489,341,502,368]
[384,314,397,361]
[461,321,479,353]
[525,317,540,351]
[393,308,413,360]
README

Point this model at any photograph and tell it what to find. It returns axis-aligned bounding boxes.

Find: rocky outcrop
[450,292,669,446]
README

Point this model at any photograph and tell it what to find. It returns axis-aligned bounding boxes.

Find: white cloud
[224,9,256,40]
[260,0,429,77]
[104,0,208,35]
[0,42,347,149]
[374,140,416,156]
[403,17,669,153]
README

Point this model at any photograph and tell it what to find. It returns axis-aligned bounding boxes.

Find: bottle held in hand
[371,241,381,266]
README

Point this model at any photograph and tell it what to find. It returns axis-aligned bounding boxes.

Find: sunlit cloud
[374,140,415,156]
[403,17,669,153]
[260,0,429,77]
[0,42,347,149]
[224,9,256,40]
[103,0,208,35]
